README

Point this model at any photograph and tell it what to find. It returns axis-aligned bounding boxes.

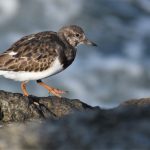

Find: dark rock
[1,91,150,149]
[120,98,150,106]
[1,105,150,150]
[0,90,98,122]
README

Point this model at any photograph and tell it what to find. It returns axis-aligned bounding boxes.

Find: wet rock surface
[0,90,150,149]
[0,90,95,122]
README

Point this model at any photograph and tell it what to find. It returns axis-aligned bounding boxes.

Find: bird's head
[58,25,97,47]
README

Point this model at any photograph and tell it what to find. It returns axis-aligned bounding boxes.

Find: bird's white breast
[0,57,63,81]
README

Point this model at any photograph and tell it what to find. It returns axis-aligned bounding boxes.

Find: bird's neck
[57,32,77,68]
[57,32,70,46]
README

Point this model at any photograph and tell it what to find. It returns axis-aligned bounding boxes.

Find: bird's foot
[48,87,66,97]
[36,80,67,97]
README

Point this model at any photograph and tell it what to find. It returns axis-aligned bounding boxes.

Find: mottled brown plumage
[0,25,97,97]
[0,32,64,72]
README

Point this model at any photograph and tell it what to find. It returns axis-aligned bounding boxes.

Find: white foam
[0,0,19,25]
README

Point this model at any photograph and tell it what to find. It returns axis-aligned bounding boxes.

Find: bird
[0,25,97,97]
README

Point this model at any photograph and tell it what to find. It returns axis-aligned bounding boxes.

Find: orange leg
[37,80,65,97]
[21,81,29,96]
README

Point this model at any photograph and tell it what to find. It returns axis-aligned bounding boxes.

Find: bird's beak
[82,38,97,46]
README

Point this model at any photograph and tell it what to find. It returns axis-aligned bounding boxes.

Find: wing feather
[0,31,66,72]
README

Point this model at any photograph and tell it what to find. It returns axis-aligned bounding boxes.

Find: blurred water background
[0,0,150,108]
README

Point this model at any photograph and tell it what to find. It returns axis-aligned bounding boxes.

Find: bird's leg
[21,81,29,96]
[36,80,65,97]
[21,81,39,107]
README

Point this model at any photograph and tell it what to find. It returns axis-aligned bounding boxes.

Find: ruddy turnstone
[0,25,97,97]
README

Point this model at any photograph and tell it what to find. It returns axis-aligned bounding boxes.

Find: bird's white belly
[0,57,63,81]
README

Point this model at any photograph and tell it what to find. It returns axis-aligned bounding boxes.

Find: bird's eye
[75,33,80,37]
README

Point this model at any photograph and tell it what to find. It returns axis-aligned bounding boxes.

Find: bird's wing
[0,31,66,72]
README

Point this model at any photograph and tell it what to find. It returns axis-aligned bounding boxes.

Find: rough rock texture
[1,90,150,149]
[0,90,96,122]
